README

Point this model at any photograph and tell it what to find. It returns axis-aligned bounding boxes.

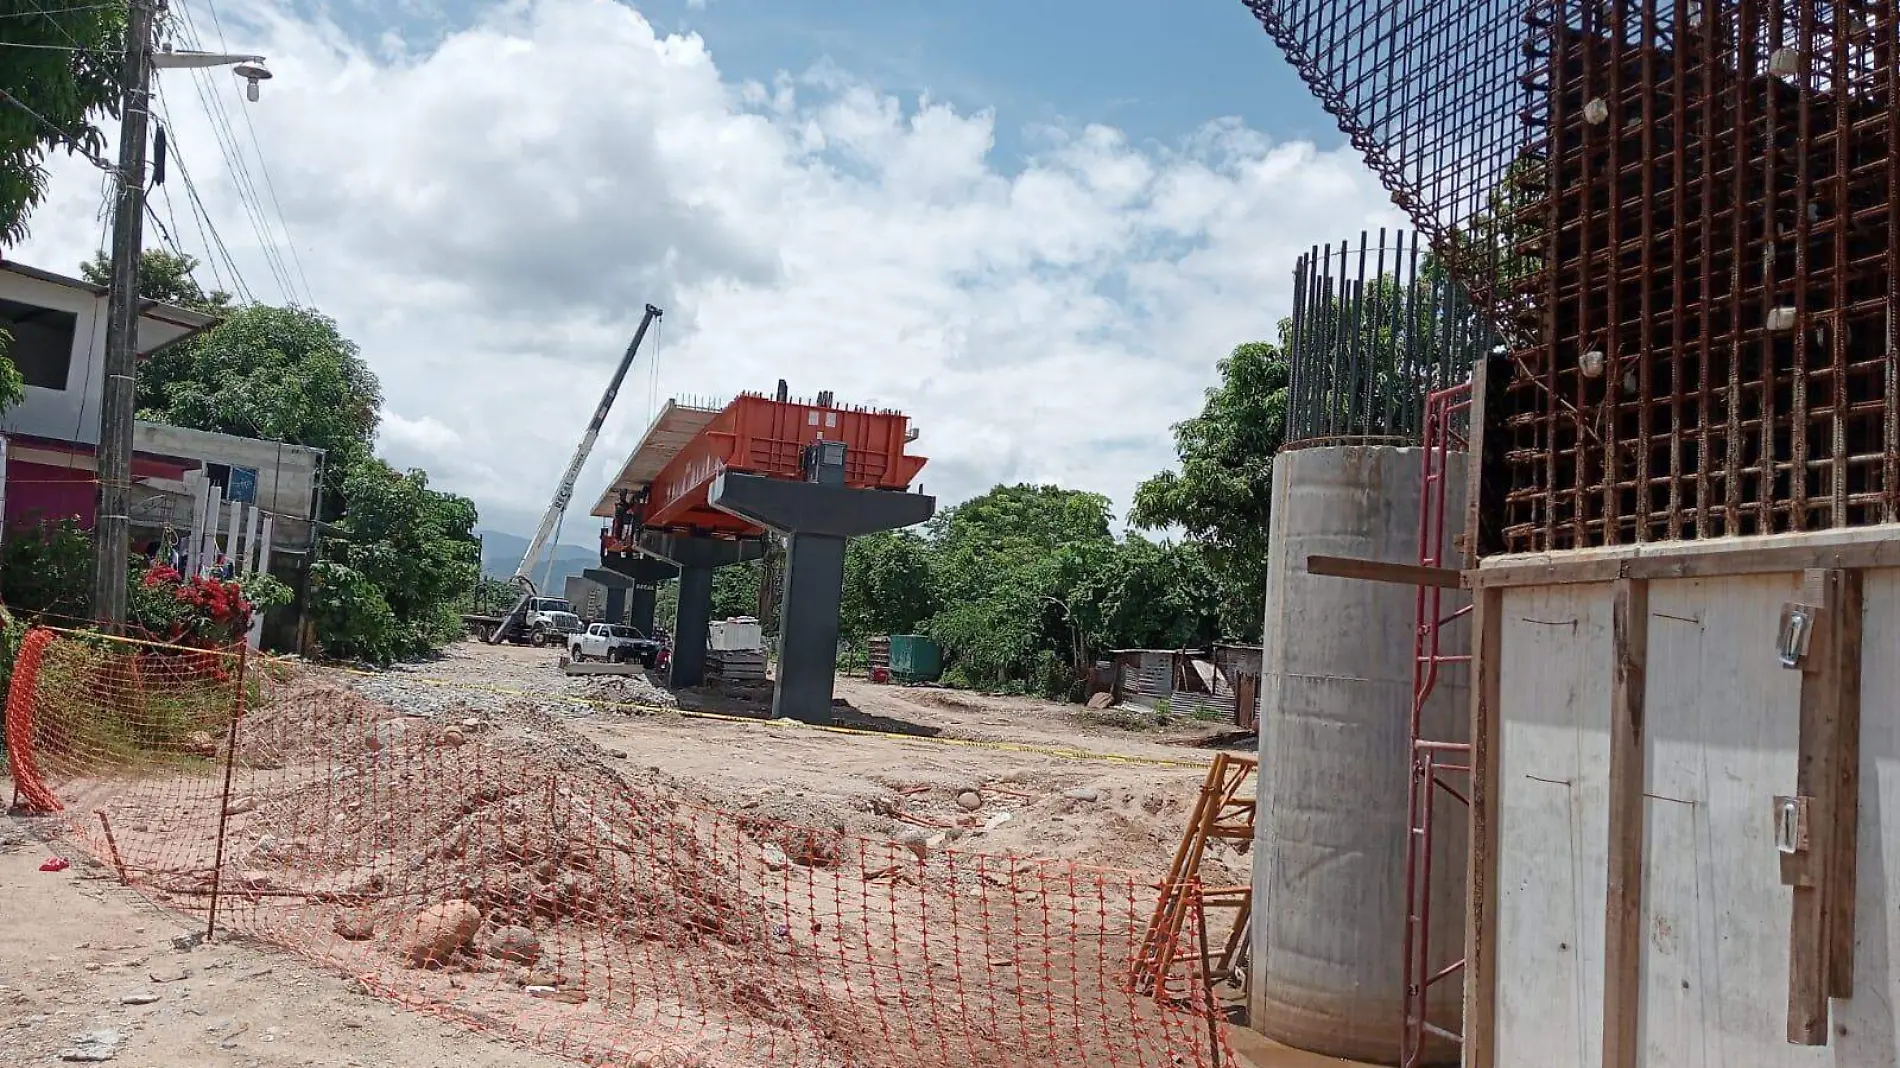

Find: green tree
[1130,341,1290,638]
[465,575,515,615]
[312,461,479,663]
[0,329,22,413]
[710,559,761,621]
[1071,534,1220,654]
[136,304,382,516]
[0,1,124,245]
[924,484,1120,696]
[80,248,233,312]
[839,530,936,643]
[0,0,118,411]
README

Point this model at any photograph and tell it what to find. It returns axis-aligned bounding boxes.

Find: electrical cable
[0,3,119,16]
[0,87,117,174]
[167,2,303,305]
[195,0,312,305]
[153,79,249,300]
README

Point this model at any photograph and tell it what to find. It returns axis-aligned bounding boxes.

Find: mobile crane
[484,303,663,644]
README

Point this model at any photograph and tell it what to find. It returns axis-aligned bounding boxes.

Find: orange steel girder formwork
[642,394,928,536]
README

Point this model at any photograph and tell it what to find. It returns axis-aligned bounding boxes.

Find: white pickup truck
[567,623,660,665]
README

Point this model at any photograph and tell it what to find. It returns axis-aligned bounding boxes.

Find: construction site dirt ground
[1,640,1349,1068]
[350,641,1258,876]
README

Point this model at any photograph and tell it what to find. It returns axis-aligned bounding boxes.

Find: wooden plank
[1463,558,1627,589]
[1828,570,1864,999]
[1787,568,1842,1045]
[1305,554,1463,589]
[1461,586,1504,1068]
[1464,537,1900,590]
[1601,578,1650,1068]
[1630,543,1900,580]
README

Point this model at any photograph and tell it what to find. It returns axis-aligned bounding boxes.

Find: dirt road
[0,819,573,1068]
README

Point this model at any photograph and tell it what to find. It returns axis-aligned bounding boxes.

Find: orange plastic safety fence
[5,628,1232,1068]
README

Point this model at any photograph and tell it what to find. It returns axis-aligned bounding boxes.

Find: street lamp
[93,11,272,629]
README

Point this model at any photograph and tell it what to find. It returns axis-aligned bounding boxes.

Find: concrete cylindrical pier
[1250,444,1469,1065]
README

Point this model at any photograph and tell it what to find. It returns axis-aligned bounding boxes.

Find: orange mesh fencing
[5,627,1233,1068]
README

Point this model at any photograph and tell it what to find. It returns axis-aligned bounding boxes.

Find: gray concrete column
[672,564,714,687]
[628,582,658,636]
[1251,445,1469,1064]
[632,533,764,689]
[602,555,677,638]
[708,472,936,723]
[772,533,847,722]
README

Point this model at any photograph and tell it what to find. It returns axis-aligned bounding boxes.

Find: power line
[0,3,119,16]
[152,78,248,298]
[195,0,313,304]
[156,86,255,304]
[0,40,118,53]
[166,1,307,306]
[0,86,118,173]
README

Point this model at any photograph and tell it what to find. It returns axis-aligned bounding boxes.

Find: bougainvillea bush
[128,564,253,648]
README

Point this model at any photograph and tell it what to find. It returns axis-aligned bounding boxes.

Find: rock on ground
[332,910,376,941]
[59,1029,123,1062]
[485,925,541,965]
[397,900,482,967]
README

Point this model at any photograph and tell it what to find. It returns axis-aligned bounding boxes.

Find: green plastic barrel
[887,634,942,683]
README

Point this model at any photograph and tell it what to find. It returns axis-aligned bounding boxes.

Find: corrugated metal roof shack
[1109,645,1261,730]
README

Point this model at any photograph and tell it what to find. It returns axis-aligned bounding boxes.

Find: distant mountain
[477,529,602,595]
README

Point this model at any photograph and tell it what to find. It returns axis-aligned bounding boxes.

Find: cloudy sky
[13,0,1404,541]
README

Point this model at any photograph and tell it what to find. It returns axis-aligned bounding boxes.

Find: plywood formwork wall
[1474,560,1898,1066]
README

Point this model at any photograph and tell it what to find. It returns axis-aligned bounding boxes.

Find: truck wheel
[530,628,549,648]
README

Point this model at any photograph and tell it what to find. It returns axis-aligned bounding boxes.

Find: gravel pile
[335,644,676,721]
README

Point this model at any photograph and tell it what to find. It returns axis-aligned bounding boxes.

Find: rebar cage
[1285,230,1495,448]
[1247,0,1900,553]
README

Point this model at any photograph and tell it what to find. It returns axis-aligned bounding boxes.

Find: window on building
[202,462,260,503]
[0,297,79,390]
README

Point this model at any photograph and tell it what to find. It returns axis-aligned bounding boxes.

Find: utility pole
[91,9,272,627]
[91,0,158,629]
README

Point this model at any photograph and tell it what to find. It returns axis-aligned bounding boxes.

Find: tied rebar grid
[1244,1,1900,553]
[1285,230,1496,448]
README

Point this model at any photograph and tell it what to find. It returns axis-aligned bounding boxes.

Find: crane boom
[486,303,662,644]
[514,303,663,582]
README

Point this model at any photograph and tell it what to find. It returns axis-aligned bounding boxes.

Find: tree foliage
[838,531,935,643]
[0,0,118,410]
[81,248,233,313]
[830,484,1219,698]
[312,461,479,663]
[0,1,124,245]
[96,251,476,664]
[135,301,381,517]
[1130,341,1290,638]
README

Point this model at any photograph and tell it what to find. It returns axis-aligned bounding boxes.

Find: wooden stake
[1462,586,1503,1068]
[1602,578,1650,1068]
[1785,568,1858,1043]
[1827,570,1863,999]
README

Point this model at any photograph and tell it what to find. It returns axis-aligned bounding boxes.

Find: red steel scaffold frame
[1401,382,1473,1068]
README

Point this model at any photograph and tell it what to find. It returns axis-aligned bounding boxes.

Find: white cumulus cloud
[10,0,1402,536]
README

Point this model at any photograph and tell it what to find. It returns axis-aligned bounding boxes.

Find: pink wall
[5,459,96,529]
